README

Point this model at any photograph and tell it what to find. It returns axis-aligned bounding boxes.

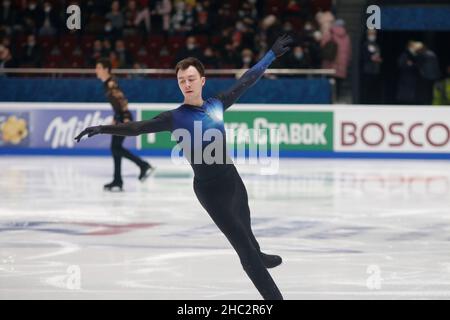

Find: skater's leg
[114,137,148,168]
[111,135,124,183]
[112,136,153,181]
[194,179,283,300]
[233,169,282,269]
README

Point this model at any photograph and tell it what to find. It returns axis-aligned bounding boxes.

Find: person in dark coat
[361,29,383,104]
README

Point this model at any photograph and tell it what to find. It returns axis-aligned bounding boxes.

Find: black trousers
[193,165,283,300]
[111,135,146,182]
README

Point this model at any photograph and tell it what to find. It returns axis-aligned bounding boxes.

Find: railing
[1,67,336,76]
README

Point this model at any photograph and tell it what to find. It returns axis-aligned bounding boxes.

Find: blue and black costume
[76,35,293,299]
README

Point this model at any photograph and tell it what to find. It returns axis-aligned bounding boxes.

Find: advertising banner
[140,110,334,152]
[0,108,137,150]
[334,107,450,153]
[0,111,30,147]
[31,109,136,149]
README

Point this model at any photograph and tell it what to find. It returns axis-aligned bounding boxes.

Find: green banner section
[141,110,333,151]
[141,110,175,149]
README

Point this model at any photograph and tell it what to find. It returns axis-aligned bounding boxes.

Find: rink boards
[1,103,449,159]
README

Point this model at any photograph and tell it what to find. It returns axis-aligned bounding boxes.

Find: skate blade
[139,167,156,182]
[104,186,123,192]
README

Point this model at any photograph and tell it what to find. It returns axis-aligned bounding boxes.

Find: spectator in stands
[202,46,218,68]
[0,44,16,76]
[263,15,283,47]
[109,51,120,69]
[123,0,138,36]
[21,0,43,34]
[104,19,116,42]
[171,1,196,34]
[20,34,42,67]
[134,0,151,33]
[301,21,322,68]
[281,21,297,41]
[238,48,255,69]
[415,42,440,105]
[114,39,133,68]
[175,36,203,62]
[284,45,312,69]
[38,1,60,36]
[222,47,240,68]
[361,29,383,104]
[285,0,301,18]
[235,19,255,50]
[238,0,258,30]
[321,19,351,100]
[315,9,335,41]
[433,64,450,106]
[89,39,104,66]
[106,1,124,37]
[285,0,313,21]
[0,0,17,35]
[397,41,439,105]
[103,39,113,56]
[194,3,209,35]
[216,3,233,31]
[152,0,172,34]
[129,62,144,79]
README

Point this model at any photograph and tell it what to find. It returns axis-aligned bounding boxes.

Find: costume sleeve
[216,50,276,110]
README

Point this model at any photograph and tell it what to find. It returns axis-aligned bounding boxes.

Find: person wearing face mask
[360,29,383,104]
[175,36,204,62]
[285,45,312,70]
[104,20,116,42]
[20,34,41,67]
[239,48,255,69]
[302,29,322,68]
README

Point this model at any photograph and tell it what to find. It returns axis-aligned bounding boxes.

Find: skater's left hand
[74,126,102,143]
[271,34,294,58]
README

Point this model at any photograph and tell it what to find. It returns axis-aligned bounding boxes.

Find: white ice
[1,156,450,299]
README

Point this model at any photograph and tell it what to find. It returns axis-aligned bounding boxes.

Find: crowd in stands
[0,0,347,71]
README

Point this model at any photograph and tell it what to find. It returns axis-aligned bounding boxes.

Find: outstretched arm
[217,34,293,110]
[75,111,172,142]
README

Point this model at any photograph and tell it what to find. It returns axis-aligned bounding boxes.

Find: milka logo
[45,112,112,148]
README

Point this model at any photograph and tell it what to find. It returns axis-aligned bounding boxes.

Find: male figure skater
[95,58,154,191]
[77,35,293,299]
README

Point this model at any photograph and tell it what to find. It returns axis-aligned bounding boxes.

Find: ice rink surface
[1,156,450,299]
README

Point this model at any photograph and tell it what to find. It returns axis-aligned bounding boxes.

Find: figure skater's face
[177,66,205,101]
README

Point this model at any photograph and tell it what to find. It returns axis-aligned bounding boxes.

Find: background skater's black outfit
[103,77,153,190]
[78,36,293,299]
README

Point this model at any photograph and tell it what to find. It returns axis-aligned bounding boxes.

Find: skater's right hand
[74,126,102,143]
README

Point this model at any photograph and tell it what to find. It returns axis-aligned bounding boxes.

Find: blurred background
[0,0,447,105]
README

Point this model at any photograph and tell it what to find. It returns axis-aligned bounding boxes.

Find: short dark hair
[96,58,112,72]
[175,57,205,77]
